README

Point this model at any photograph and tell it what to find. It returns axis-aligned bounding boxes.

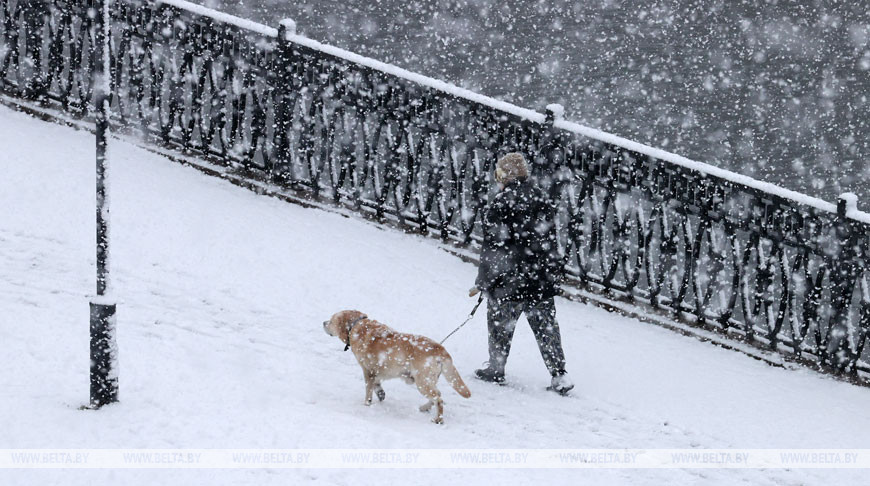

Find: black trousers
[486,296,567,376]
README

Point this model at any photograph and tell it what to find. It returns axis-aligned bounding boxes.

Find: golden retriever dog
[323,310,471,424]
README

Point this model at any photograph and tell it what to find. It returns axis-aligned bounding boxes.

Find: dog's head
[323,310,367,342]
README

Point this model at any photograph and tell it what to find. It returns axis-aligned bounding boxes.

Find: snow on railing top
[557,119,870,225]
[282,33,546,124]
[156,0,279,37]
[155,0,870,225]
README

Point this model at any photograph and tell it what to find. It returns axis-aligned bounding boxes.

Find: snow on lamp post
[89,0,118,409]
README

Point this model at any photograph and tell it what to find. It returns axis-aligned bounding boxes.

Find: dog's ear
[335,310,366,342]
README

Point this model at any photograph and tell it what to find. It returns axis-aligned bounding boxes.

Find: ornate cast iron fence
[2,0,869,378]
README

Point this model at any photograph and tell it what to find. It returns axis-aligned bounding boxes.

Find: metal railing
[2,0,869,379]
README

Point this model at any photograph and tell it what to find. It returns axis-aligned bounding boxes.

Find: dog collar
[344,315,367,351]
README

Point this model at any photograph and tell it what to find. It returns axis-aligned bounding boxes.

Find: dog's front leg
[363,371,376,406]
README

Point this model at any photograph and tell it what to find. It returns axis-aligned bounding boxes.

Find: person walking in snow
[469,152,573,395]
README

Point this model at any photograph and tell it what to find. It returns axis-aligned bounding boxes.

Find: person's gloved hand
[468,286,480,297]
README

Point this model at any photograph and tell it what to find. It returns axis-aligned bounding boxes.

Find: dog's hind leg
[415,379,444,424]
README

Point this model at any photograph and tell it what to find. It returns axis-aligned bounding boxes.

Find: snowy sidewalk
[2,105,870,485]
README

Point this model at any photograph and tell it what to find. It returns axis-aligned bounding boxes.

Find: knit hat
[495,153,529,185]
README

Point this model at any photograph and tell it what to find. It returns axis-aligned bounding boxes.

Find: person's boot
[474,364,506,384]
[549,370,574,395]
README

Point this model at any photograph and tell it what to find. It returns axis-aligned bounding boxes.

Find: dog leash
[440,294,484,345]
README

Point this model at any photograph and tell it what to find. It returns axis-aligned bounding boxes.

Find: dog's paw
[419,403,432,413]
[376,389,386,402]
[432,417,443,425]
[364,399,372,406]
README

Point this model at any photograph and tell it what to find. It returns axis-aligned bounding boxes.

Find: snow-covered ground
[2,105,870,485]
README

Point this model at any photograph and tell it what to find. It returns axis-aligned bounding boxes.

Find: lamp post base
[89,300,118,408]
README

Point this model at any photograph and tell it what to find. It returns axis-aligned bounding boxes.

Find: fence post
[542,103,564,193]
[22,0,50,98]
[827,192,860,371]
[545,103,564,126]
[272,18,297,180]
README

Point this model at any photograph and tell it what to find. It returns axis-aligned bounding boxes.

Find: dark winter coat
[475,181,565,303]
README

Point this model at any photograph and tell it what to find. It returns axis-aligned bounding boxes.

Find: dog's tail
[440,357,471,398]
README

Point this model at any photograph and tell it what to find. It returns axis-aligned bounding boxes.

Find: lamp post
[89,0,118,408]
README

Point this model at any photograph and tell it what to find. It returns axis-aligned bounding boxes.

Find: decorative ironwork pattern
[2,0,868,378]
